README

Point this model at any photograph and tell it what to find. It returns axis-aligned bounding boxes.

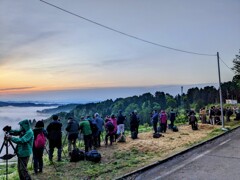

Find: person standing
[151,110,159,134]
[169,109,176,129]
[110,114,118,141]
[79,117,92,152]
[94,113,104,147]
[226,107,233,122]
[65,117,80,155]
[105,117,115,145]
[130,111,139,138]
[6,119,34,180]
[33,120,47,174]
[46,115,62,162]
[209,106,215,125]
[200,107,207,124]
[134,110,140,135]
[189,111,198,130]
[160,110,167,133]
[117,110,126,136]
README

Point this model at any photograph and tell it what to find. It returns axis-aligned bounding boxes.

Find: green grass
[36,147,154,180]
[0,163,18,180]
[40,121,240,179]
[5,120,240,180]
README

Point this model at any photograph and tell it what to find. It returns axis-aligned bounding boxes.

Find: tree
[187,87,200,104]
[166,94,177,109]
[155,91,167,110]
[232,49,240,75]
[231,50,240,101]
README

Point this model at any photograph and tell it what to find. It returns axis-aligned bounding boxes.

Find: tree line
[47,50,240,130]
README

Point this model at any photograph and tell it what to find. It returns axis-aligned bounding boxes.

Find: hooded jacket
[66,119,79,140]
[10,119,34,157]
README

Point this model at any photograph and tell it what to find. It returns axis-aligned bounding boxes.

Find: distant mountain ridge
[0,101,59,107]
[37,104,78,114]
[0,83,218,104]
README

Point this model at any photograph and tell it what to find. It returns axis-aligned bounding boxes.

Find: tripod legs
[0,139,32,180]
[44,147,57,171]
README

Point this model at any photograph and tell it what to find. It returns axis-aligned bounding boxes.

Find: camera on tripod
[3,125,12,133]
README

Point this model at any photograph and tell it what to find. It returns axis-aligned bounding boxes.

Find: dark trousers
[226,116,230,121]
[130,125,138,138]
[97,132,102,147]
[153,121,158,133]
[49,139,62,161]
[92,135,98,149]
[33,148,44,173]
[160,123,167,133]
[83,134,92,152]
[170,119,175,128]
[105,133,114,145]
[18,156,31,180]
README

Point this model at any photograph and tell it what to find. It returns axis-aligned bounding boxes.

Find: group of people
[151,109,176,134]
[199,106,240,125]
[7,105,240,180]
[3,109,143,179]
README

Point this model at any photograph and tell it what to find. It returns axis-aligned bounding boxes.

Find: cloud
[0,87,34,91]
[99,59,131,66]
[0,30,62,66]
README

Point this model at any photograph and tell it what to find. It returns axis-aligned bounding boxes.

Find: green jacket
[79,120,92,136]
[10,119,34,157]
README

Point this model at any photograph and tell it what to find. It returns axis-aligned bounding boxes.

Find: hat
[95,113,99,117]
[35,121,44,128]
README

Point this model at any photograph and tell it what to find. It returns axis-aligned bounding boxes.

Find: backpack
[85,150,101,163]
[70,148,85,162]
[117,134,126,143]
[160,113,167,124]
[172,126,178,132]
[153,133,162,138]
[35,132,46,149]
[106,121,115,132]
[89,120,99,134]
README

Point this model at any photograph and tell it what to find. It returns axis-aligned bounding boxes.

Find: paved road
[134,128,240,180]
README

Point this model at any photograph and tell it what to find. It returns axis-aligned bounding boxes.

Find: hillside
[28,123,230,180]
[37,104,78,114]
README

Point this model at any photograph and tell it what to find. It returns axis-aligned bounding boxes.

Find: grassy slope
[5,120,240,180]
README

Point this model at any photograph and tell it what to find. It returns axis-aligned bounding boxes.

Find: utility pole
[180,86,183,107]
[217,52,225,129]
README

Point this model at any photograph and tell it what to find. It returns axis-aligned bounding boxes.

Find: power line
[39,0,216,57]
[219,56,234,73]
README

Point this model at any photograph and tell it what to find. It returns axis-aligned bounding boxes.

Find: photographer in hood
[5,119,33,180]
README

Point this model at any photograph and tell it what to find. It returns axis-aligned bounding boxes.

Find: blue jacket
[152,112,159,123]
[95,117,104,132]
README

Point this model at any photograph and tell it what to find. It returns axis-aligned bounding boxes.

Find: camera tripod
[0,134,17,180]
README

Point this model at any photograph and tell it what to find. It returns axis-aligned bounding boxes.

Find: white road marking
[219,139,231,146]
[152,138,231,180]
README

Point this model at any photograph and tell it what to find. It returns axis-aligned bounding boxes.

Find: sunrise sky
[0,0,239,103]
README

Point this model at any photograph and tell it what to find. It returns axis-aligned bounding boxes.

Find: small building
[226,99,238,105]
